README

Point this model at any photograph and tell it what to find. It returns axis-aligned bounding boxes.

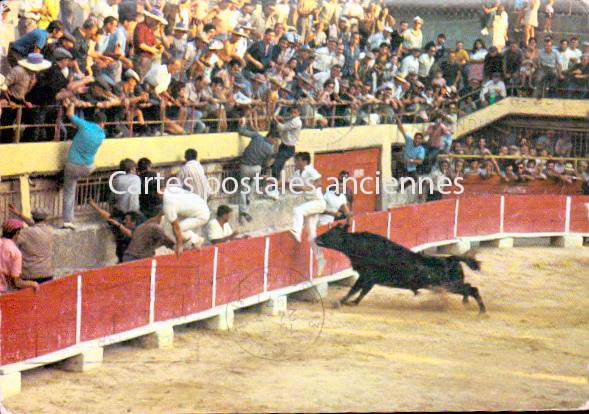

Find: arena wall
[1,194,588,397]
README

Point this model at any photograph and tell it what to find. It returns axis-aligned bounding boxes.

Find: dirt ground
[6,246,589,413]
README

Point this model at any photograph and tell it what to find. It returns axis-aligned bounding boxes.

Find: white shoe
[289,229,302,243]
[481,27,489,36]
[62,222,77,230]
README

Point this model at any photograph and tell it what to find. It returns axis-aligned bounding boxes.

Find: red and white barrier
[0,195,588,378]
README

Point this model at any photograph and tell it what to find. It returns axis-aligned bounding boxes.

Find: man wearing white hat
[402,16,424,52]
[5,53,51,108]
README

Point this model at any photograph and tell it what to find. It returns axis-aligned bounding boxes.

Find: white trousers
[292,198,327,241]
[162,208,211,246]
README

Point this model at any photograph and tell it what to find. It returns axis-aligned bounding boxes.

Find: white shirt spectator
[402,29,423,50]
[92,1,119,26]
[313,46,338,72]
[480,79,507,100]
[206,218,233,243]
[177,159,211,202]
[400,54,420,76]
[342,0,364,22]
[112,173,141,213]
[559,48,578,71]
[368,32,387,51]
[318,190,347,224]
[277,116,303,146]
[314,71,340,94]
[418,53,436,78]
[293,165,323,201]
[143,63,172,94]
[161,186,211,246]
[567,47,583,65]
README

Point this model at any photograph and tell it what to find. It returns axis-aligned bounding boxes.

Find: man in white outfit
[160,180,211,258]
[289,152,327,274]
[177,148,211,202]
[318,172,351,225]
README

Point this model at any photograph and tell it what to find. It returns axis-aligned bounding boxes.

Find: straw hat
[173,22,190,32]
[18,53,51,71]
[124,68,141,82]
[144,8,168,25]
[231,27,249,38]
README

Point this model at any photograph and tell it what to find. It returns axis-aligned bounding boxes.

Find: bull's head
[315,223,350,250]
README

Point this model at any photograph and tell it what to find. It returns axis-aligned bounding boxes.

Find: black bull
[315,224,486,313]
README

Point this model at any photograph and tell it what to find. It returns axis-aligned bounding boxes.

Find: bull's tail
[455,256,481,271]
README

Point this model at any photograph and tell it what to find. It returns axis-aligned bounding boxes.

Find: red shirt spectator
[134,21,157,58]
[0,236,22,293]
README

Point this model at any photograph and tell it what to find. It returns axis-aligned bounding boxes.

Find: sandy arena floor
[5,246,589,413]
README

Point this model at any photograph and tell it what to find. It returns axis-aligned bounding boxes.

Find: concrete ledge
[259,295,288,316]
[135,327,174,349]
[0,372,21,399]
[550,235,584,248]
[438,240,472,255]
[332,275,359,287]
[480,237,514,248]
[203,305,234,330]
[59,347,103,372]
[290,282,328,302]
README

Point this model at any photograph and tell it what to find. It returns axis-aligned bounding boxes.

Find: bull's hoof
[462,297,469,305]
[478,308,487,315]
[349,301,360,306]
[332,300,342,309]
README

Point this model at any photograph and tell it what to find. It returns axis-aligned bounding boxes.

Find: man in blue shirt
[62,99,106,229]
[395,113,425,179]
[8,20,65,67]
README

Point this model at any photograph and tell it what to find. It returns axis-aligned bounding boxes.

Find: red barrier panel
[267,231,311,290]
[389,205,420,248]
[503,195,566,233]
[317,223,351,276]
[390,200,456,248]
[0,277,77,365]
[215,236,265,305]
[0,289,37,365]
[35,277,77,357]
[352,211,389,238]
[81,261,151,341]
[457,196,502,237]
[570,196,589,234]
[155,247,215,322]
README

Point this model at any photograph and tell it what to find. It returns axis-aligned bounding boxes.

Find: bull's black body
[315,224,486,313]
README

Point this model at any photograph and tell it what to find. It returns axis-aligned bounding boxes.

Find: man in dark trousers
[271,106,302,180]
[237,120,278,223]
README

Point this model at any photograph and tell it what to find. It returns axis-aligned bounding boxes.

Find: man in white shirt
[177,148,212,202]
[206,205,241,244]
[272,107,303,179]
[160,181,211,257]
[312,37,339,73]
[568,37,583,66]
[318,173,350,225]
[480,72,507,104]
[92,0,120,27]
[400,48,421,77]
[289,152,327,273]
[143,59,182,94]
[558,39,576,72]
[314,64,342,95]
[289,152,325,242]
[418,45,436,82]
[402,16,424,51]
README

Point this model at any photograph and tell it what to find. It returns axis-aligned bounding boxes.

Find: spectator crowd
[0,0,588,143]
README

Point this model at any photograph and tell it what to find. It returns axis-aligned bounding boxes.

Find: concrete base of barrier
[333,275,359,287]
[438,240,472,255]
[203,305,235,330]
[550,235,584,248]
[260,295,288,316]
[0,371,21,399]
[59,347,104,372]
[136,327,175,349]
[290,282,328,302]
[480,237,514,248]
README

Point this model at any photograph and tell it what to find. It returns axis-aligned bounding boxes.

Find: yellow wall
[1,98,587,178]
